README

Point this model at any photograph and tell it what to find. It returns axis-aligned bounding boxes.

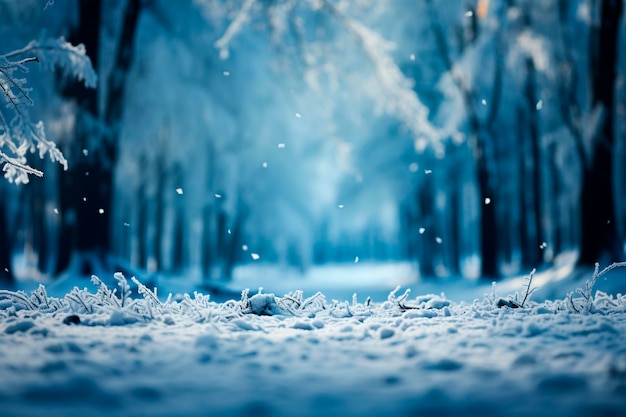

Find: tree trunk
[426,2,503,278]
[223,199,247,280]
[201,204,213,278]
[526,58,543,266]
[518,56,543,269]
[55,0,101,275]
[417,176,435,278]
[0,202,14,287]
[578,0,623,265]
[136,159,148,269]
[548,143,562,256]
[477,156,498,278]
[154,153,166,271]
[55,0,141,275]
[518,107,532,267]
[172,164,185,272]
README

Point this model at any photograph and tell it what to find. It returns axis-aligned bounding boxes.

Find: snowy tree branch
[214,0,257,59]
[0,37,96,183]
[321,0,440,145]
[214,0,440,146]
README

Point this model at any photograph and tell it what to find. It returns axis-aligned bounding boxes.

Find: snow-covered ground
[1,264,626,417]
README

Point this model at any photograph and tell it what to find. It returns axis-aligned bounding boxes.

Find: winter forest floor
[1,262,626,417]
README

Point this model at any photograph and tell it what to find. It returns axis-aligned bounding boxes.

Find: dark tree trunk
[171,164,185,272]
[427,2,503,278]
[172,213,184,272]
[579,0,623,265]
[55,0,101,275]
[518,107,532,267]
[449,179,461,275]
[154,153,166,271]
[518,56,543,269]
[0,202,14,287]
[136,159,148,269]
[55,0,141,275]
[201,144,215,280]
[417,176,435,278]
[201,205,213,277]
[548,143,562,256]
[31,182,50,274]
[526,58,543,266]
[477,156,498,278]
[223,199,247,280]
[446,143,461,275]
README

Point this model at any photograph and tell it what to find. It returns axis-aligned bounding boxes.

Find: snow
[1,265,626,417]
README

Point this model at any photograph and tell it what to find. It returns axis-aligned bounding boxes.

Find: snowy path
[1,284,626,417]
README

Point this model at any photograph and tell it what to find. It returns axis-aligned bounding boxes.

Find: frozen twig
[132,276,162,307]
[565,262,626,313]
[520,268,537,308]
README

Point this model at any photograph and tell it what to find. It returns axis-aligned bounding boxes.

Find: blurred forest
[0,0,625,288]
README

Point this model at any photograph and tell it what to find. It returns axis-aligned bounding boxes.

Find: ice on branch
[0,37,96,183]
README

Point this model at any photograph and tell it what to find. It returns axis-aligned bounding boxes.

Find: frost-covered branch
[4,38,97,88]
[213,0,440,146]
[322,1,440,145]
[520,268,537,308]
[131,276,162,307]
[496,269,538,309]
[214,0,257,59]
[563,262,626,313]
[0,37,96,184]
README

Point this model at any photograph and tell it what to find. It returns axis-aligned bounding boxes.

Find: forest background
[0,0,624,291]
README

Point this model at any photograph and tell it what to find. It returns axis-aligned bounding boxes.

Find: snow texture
[1,266,626,417]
